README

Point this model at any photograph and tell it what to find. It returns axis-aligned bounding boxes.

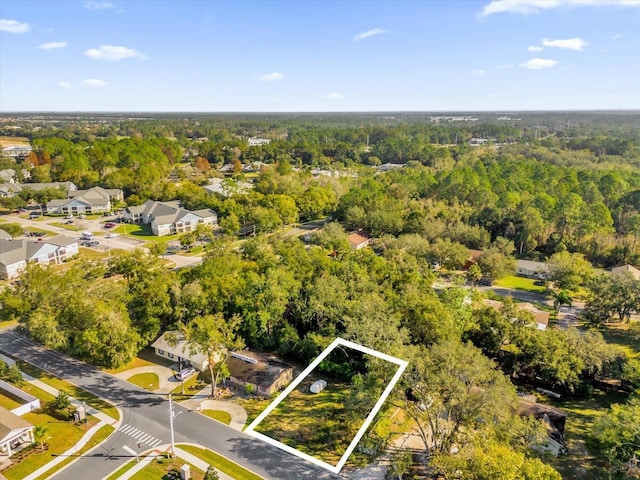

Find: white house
[150,331,215,372]
[1,145,32,159]
[0,236,79,280]
[0,406,34,457]
[516,260,549,279]
[46,186,123,215]
[248,137,271,147]
[124,200,217,236]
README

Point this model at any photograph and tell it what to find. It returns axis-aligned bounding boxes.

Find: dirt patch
[0,136,30,148]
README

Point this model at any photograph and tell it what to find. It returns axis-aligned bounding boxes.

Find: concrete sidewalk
[0,353,121,480]
[110,446,232,480]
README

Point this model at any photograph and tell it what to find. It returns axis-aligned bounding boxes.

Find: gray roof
[150,331,208,367]
[19,182,76,192]
[68,186,122,200]
[128,200,216,226]
[0,239,26,266]
[0,229,11,240]
[516,260,549,271]
[0,406,33,442]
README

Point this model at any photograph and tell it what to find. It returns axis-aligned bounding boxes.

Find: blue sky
[1,0,639,112]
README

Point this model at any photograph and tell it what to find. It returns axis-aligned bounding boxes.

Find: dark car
[479,276,493,286]
[533,279,546,286]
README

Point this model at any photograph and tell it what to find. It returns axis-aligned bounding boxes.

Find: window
[168,353,174,359]
[157,349,164,355]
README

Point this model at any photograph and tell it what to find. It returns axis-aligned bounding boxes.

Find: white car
[105,233,120,238]
[176,367,196,381]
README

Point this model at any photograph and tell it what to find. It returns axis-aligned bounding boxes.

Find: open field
[0,136,30,147]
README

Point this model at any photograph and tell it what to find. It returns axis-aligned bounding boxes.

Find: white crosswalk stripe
[118,424,162,447]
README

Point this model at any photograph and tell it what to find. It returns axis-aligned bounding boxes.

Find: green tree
[547,251,594,291]
[591,395,640,476]
[204,466,220,480]
[405,341,517,455]
[550,289,573,315]
[466,264,482,286]
[33,425,50,452]
[177,313,244,398]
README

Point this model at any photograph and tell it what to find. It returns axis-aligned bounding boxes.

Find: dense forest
[1,112,639,479]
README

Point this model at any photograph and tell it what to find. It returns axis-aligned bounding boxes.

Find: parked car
[65,215,73,220]
[104,222,116,228]
[105,232,120,238]
[65,219,74,224]
[175,367,196,381]
[533,279,546,286]
[479,276,493,286]
[29,212,41,219]
[81,240,100,247]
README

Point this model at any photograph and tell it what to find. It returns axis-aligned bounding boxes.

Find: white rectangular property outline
[245,338,408,474]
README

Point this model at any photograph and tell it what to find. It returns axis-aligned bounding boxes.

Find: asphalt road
[0,330,340,480]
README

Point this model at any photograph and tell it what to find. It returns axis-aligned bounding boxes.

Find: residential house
[124,200,217,236]
[46,186,123,215]
[0,236,79,280]
[150,331,214,372]
[516,259,549,279]
[611,264,640,280]
[517,398,567,456]
[0,407,34,457]
[0,169,16,184]
[1,145,32,159]
[464,249,484,269]
[0,183,22,197]
[204,178,253,198]
[18,181,77,193]
[348,231,371,250]
[248,137,271,146]
[227,350,293,396]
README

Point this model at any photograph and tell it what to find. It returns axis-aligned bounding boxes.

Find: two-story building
[46,186,123,215]
[0,236,79,280]
[123,200,217,236]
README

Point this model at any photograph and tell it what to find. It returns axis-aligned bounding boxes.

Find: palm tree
[33,425,50,452]
[551,289,573,314]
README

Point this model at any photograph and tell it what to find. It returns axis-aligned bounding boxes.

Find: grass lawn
[127,373,160,391]
[129,457,203,480]
[25,226,57,236]
[494,275,548,293]
[0,392,22,410]
[178,445,264,480]
[48,222,82,232]
[201,410,231,425]
[3,404,101,480]
[253,379,357,465]
[33,424,115,480]
[0,319,17,330]
[599,322,640,359]
[238,397,271,425]
[113,223,181,243]
[105,348,167,374]
[547,390,629,480]
[18,361,120,421]
[170,370,211,396]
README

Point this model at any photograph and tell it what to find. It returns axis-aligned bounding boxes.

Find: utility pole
[168,393,181,457]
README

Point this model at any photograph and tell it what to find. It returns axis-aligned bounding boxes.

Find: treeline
[2,233,639,478]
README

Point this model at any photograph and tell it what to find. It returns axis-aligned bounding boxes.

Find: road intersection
[0,330,339,480]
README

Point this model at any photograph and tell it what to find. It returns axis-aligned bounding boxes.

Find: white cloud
[482,0,640,16]
[83,1,116,10]
[324,92,344,100]
[472,70,486,76]
[38,42,67,50]
[528,45,543,52]
[0,19,30,34]
[259,72,283,82]
[85,45,146,60]
[542,37,587,51]
[353,28,388,41]
[521,58,559,69]
[58,81,72,88]
[81,79,107,87]
[497,63,515,69]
